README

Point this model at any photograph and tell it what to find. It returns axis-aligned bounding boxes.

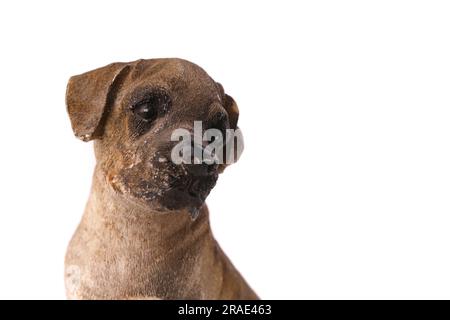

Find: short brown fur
[64,58,258,300]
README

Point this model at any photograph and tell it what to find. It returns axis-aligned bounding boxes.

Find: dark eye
[131,102,157,122]
[130,91,170,122]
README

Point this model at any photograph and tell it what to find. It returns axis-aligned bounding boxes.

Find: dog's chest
[65,223,202,299]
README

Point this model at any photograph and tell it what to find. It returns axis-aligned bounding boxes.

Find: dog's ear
[66,62,130,141]
[217,82,239,130]
[223,94,239,130]
[219,93,243,172]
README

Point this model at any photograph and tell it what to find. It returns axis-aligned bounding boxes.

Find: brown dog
[64,58,258,300]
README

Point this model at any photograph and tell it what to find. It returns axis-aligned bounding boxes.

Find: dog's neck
[83,167,211,245]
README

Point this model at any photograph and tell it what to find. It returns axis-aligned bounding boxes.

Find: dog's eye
[130,91,170,123]
[132,102,157,122]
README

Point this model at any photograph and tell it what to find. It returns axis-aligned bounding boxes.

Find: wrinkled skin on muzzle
[66,58,242,217]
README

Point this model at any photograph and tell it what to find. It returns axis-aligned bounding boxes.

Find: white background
[0,0,449,299]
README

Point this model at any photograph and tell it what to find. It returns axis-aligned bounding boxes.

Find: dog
[64,58,258,300]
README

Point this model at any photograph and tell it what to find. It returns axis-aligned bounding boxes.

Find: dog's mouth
[158,173,218,211]
[186,174,218,201]
[161,159,219,200]
[113,153,219,214]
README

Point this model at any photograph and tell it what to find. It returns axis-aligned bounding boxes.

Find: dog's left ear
[219,93,244,172]
[217,82,239,130]
[66,62,130,141]
[223,94,239,130]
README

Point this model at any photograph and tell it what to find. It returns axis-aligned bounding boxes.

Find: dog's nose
[185,145,217,175]
[183,141,219,176]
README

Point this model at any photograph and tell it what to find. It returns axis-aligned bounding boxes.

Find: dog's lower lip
[188,191,203,201]
[188,184,206,201]
[190,179,201,192]
[188,177,216,201]
[174,188,205,205]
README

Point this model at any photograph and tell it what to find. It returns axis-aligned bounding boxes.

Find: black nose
[179,140,217,176]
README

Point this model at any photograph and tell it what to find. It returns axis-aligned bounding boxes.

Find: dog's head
[66,59,242,216]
